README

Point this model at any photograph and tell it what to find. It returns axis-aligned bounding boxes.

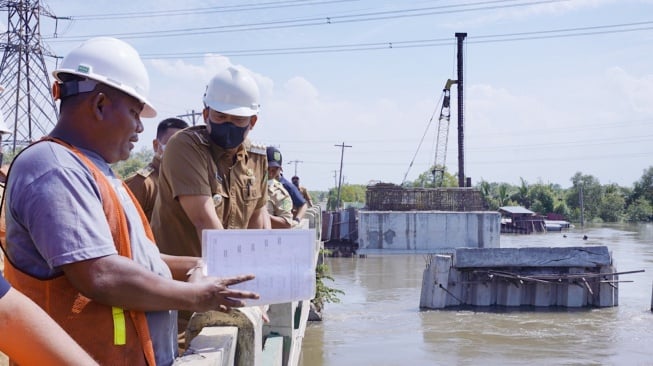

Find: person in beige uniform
[291,175,314,208]
[125,117,188,220]
[266,146,294,229]
[151,65,269,258]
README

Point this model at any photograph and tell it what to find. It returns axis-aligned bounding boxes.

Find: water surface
[300,223,653,366]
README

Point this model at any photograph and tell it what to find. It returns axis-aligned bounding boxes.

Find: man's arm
[61,255,259,313]
[178,194,224,240]
[0,287,99,366]
[302,187,314,207]
[248,206,271,229]
[294,202,308,221]
[160,254,204,281]
[269,211,291,229]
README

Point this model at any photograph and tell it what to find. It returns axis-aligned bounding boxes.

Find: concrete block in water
[533,283,555,307]
[600,265,618,307]
[446,268,463,307]
[357,211,500,254]
[470,282,492,306]
[559,268,586,307]
[421,245,617,309]
[420,255,452,309]
[496,281,521,306]
[453,246,611,268]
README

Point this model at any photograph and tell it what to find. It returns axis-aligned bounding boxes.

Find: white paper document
[202,229,316,306]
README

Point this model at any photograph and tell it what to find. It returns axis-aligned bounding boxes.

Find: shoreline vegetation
[4,147,651,223]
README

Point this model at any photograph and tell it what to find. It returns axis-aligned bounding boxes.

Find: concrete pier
[357,211,500,254]
[420,246,619,309]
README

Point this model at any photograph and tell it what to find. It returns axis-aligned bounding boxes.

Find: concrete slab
[454,246,611,268]
[358,211,500,254]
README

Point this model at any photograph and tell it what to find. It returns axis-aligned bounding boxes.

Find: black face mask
[208,119,249,149]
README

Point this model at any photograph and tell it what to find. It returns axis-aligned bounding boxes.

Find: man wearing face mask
[125,117,188,220]
[151,65,270,260]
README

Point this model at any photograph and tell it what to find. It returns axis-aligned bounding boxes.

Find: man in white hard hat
[152,65,269,259]
[151,65,270,344]
[2,37,258,366]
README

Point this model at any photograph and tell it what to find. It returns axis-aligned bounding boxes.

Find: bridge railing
[175,205,322,366]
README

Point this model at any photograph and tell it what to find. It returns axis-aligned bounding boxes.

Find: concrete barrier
[176,326,238,366]
[420,246,620,309]
[358,211,500,254]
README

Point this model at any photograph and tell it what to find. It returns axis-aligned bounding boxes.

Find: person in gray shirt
[2,36,258,366]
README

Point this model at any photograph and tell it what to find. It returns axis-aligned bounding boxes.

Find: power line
[134,21,653,58]
[249,123,653,148]
[277,150,653,167]
[43,0,567,42]
[67,0,358,20]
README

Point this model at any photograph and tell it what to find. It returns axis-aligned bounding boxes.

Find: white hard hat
[52,37,156,118]
[203,65,259,117]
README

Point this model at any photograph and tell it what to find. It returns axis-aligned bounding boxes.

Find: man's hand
[191,274,260,312]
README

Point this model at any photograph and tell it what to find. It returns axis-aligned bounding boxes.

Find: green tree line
[10,147,649,223]
[474,169,653,223]
[315,164,653,224]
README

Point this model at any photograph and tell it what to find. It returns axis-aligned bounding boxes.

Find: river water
[300,223,653,366]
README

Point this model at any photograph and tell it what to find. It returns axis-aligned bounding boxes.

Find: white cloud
[605,66,653,115]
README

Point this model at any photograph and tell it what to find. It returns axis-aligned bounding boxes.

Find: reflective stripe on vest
[112,307,127,345]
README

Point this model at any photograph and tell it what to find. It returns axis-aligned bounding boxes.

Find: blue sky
[28,0,653,191]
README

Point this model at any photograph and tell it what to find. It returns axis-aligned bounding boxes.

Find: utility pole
[287,160,303,176]
[455,32,467,187]
[0,1,62,152]
[332,170,338,188]
[177,110,202,126]
[334,142,351,211]
[579,185,585,228]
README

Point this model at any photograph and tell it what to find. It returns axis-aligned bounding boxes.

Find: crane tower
[0,0,59,153]
[431,79,457,186]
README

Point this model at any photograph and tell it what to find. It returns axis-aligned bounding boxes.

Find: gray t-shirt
[5,141,177,366]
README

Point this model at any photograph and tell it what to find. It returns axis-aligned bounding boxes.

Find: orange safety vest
[1,137,157,366]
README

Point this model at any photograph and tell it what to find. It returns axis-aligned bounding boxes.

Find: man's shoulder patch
[247,141,266,155]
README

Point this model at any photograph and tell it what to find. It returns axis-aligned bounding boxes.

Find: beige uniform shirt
[299,185,313,207]
[124,157,160,221]
[151,126,268,257]
[267,179,293,227]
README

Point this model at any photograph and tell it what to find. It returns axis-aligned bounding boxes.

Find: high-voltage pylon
[0,0,59,153]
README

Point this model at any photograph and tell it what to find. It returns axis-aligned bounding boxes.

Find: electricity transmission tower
[0,0,61,153]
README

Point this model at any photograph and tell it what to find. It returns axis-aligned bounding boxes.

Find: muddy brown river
[300,223,653,366]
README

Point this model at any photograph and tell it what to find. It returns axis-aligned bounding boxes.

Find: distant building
[498,206,545,234]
